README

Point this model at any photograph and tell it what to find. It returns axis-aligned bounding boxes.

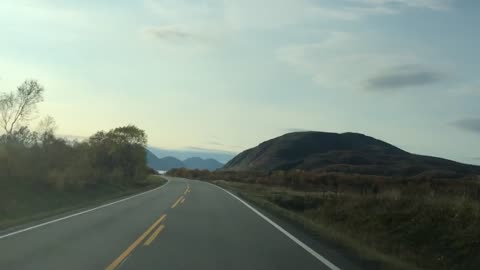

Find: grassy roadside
[212,180,425,270]
[0,175,167,231]
[169,168,480,269]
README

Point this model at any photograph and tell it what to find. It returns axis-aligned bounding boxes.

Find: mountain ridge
[147,150,223,171]
[224,131,480,176]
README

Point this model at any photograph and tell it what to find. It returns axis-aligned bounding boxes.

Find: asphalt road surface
[0,177,361,270]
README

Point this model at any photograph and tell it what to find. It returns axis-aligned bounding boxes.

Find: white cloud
[144,0,223,24]
[0,1,126,45]
[365,64,445,90]
[141,0,452,44]
[276,31,437,91]
[224,0,318,28]
[223,0,399,26]
[144,25,196,40]
[0,1,96,28]
[348,0,452,10]
[449,84,480,96]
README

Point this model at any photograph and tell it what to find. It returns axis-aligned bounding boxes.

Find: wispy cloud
[203,141,246,151]
[0,1,101,29]
[185,146,237,154]
[143,0,452,34]
[205,141,225,147]
[304,0,452,23]
[348,0,452,11]
[450,84,480,96]
[284,128,310,133]
[365,65,445,91]
[452,118,480,134]
[144,25,196,40]
[276,32,440,91]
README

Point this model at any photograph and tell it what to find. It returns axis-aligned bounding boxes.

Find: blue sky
[0,0,479,164]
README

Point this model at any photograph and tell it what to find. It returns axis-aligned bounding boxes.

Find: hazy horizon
[147,146,236,164]
[1,0,479,165]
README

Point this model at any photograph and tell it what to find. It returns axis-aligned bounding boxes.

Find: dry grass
[212,180,480,270]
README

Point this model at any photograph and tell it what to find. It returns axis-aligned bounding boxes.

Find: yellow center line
[171,196,184,208]
[143,224,166,246]
[105,214,166,270]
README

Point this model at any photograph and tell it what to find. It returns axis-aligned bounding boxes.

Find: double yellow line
[171,196,183,208]
[184,184,191,195]
[144,224,165,246]
[172,185,190,209]
[106,184,192,270]
[105,214,167,270]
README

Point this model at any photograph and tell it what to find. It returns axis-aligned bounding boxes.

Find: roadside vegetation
[168,168,480,270]
[0,80,164,229]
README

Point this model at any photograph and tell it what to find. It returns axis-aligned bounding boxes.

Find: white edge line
[0,179,170,240]
[209,182,342,270]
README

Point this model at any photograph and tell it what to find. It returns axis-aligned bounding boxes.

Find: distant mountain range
[147,150,224,171]
[147,146,235,164]
[224,131,480,177]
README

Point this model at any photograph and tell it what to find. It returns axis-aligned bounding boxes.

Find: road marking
[143,224,166,246]
[180,198,186,204]
[210,183,342,270]
[0,180,170,240]
[171,196,184,208]
[106,214,166,270]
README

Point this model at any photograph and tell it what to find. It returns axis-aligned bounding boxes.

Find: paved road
[0,177,358,270]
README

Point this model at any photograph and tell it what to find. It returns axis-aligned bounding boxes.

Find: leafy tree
[87,125,148,184]
[10,126,39,146]
[0,80,44,136]
[37,115,58,145]
[0,80,151,193]
[37,115,57,135]
[109,125,147,146]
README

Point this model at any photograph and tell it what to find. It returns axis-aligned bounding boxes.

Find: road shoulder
[212,180,395,270]
[0,175,168,237]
